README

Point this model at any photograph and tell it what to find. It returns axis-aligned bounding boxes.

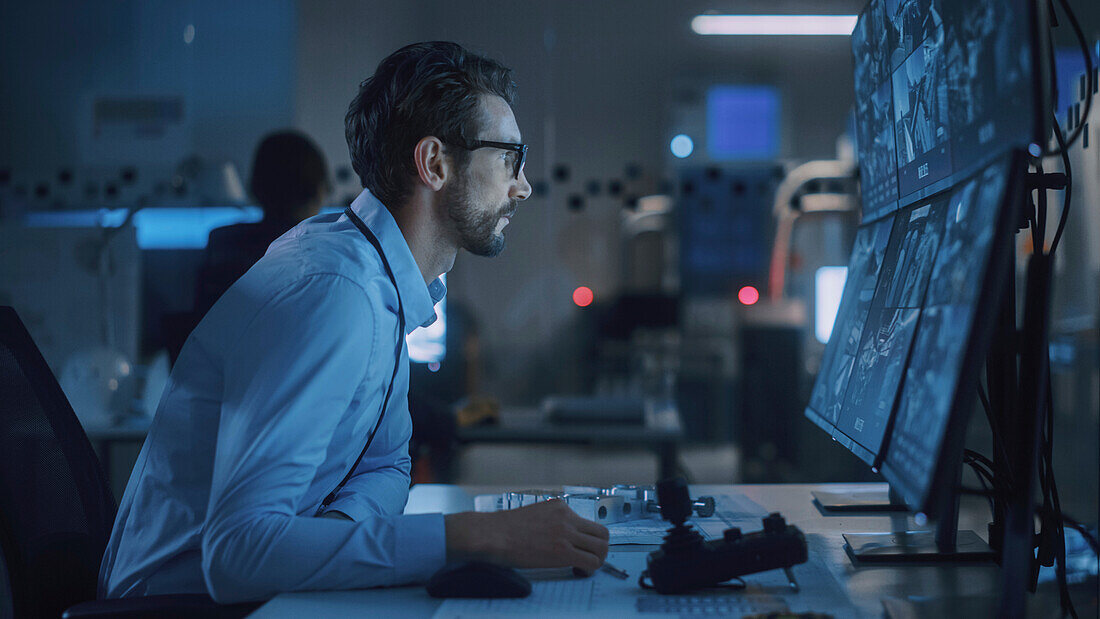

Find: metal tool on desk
[472,484,715,525]
[473,489,627,523]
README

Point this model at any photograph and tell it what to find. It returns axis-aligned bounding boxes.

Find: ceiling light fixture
[691,14,858,36]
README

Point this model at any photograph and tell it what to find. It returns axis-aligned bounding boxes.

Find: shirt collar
[347,189,446,332]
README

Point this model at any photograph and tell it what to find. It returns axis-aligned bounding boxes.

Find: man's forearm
[202,510,445,602]
[443,511,497,562]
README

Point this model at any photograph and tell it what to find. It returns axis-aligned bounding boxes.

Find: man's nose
[512,169,532,201]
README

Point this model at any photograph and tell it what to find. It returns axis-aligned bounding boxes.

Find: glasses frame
[456,140,528,179]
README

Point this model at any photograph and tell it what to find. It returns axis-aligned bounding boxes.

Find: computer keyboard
[636,593,788,615]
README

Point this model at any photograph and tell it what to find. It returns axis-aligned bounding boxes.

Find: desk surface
[250,483,1073,618]
[457,407,683,444]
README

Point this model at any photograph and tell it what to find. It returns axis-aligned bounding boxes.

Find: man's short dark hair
[345,41,517,209]
[249,130,329,219]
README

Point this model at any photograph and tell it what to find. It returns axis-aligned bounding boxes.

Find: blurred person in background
[194,130,331,317]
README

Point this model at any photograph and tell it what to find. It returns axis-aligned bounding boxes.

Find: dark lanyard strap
[315,207,406,516]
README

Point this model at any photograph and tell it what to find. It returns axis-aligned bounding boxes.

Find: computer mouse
[426,560,532,599]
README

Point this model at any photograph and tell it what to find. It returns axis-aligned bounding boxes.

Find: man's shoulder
[261,228,389,286]
[241,229,397,317]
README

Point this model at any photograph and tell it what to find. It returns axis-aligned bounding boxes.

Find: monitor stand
[841,466,995,564]
[811,484,907,513]
[842,529,994,564]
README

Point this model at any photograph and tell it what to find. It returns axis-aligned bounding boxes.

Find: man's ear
[413,136,449,192]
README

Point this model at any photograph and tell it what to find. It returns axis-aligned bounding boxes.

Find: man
[99,41,609,604]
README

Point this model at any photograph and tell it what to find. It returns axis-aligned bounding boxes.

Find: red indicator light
[573,286,594,307]
[738,286,760,306]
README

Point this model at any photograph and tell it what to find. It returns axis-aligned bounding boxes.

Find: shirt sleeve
[322,391,414,521]
[199,274,446,603]
[320,393,444,577]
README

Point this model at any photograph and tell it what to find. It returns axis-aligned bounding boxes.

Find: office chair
[0,306,259,618]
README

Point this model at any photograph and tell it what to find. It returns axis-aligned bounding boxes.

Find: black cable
[963,457,996,488]
[1060,515,1099,555]
[976,382,1013,487]
[969,461,997,519]
[1035,158,1048,253]
[1032,361,1075,616]
[963,449,997,475]
[1043,0,1095,157]
[962,455,997,516]
[1035,140,1069,610]
[1061,516,1097,548]
[1045,369,1076,619]
[1050,119,1073,255]
[1025,9,1089,599]
[962,450,1004,519]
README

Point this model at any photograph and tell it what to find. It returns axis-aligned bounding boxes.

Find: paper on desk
[438,536,858,618]
[432,551,789,618]
[714,491,771,521]
[607,517,707,545]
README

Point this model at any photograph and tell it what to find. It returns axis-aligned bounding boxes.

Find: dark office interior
[1,1,1097,616]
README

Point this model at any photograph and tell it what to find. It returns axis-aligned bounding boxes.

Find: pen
[600,562,629,580]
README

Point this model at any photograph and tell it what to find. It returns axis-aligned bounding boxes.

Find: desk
[251,483,1086,618]
[457,407,684,479]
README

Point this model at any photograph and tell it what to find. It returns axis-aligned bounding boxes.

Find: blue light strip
[24,206,263,249]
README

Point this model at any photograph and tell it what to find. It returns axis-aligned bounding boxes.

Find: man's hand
[444,499,610,573]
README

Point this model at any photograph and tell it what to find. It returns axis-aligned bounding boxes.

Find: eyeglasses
[455,140,528,179]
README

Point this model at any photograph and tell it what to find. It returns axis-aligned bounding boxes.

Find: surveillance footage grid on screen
[805,217,892,430]
[852,0,1035,224]
[880,160,1010,509]
[833,197,946,463]
[806,151,1015,500]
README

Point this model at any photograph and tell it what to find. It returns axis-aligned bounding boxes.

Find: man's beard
[445,173,516,258]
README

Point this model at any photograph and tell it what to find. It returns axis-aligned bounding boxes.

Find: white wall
[0,0,296,195]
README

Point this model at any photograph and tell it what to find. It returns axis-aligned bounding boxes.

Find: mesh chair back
[0,306,116,617]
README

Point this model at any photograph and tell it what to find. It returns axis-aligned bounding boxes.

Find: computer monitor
[879,158,1018,516]
[805,190,950,468]
[851,0,1045,225]
[805,0,1051,559]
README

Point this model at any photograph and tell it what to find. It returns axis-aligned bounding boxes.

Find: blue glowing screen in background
[815,266,849,344]
[406,274,446,365]
[706,85,780,160]
[25,205,447,363]
[25,207,263,249]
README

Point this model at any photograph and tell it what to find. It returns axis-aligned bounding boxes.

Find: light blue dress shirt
[99,189,448,603]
